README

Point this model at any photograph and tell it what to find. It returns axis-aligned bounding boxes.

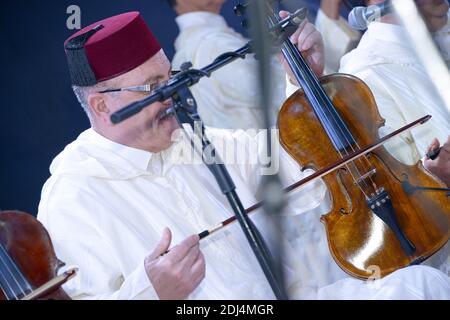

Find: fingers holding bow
[424,136,450,186]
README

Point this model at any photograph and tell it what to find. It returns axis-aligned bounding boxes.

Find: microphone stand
[110,7,307,124]
[171,86,288,300]
[110,8,306,300]
[242,0,290,300]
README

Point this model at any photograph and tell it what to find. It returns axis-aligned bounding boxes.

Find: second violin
[0,211,76,300]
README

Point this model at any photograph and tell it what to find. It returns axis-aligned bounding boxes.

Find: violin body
[279,74,450,279]
[0,211,70,300]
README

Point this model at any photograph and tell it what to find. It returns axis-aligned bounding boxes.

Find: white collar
[175,11,227,31]
[364,22,412,49]
[340,22,419,72]
[87,129,154,173]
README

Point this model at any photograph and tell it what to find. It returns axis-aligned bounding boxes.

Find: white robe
[37,127,450,299]
[315,9,361,75]
[339,22,450,165]
[38,127,327,299]
[172,12,287,129]
[315,9,450,73]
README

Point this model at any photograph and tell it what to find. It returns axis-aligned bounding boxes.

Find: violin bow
[21,268,78,300]
[196,115,432,240]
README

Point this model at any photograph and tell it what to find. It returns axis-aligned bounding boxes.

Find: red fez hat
[64,12,161,86]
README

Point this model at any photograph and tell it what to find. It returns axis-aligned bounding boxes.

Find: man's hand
[423,136,450,186]
[144,228,205,300]
[416,0,449,32]
[279,11,325,85]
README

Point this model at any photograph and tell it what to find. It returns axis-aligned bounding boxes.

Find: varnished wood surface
[278,74,450,279]
[0,211,70,300]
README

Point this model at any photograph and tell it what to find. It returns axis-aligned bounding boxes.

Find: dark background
[0,0,323,215]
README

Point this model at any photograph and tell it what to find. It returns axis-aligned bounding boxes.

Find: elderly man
[165,0,287,129]
[38,11,450,300]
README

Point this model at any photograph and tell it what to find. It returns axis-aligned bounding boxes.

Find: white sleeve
[51,235,158,300]
[285,74,299,98]
[355,70,422,164]
[38,180,159,300]
[192,30,286,108]
[373,95,422,165]
[215,128,327,215]
[276,137,328,216]
[315,9,362,74]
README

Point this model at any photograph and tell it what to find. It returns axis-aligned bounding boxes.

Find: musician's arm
[316,2,361,74]
[38,180,159,300]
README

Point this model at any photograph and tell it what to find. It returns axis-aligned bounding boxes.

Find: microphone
[348,1,393,30]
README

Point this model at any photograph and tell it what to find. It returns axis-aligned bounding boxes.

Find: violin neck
[0,244,33,300]
[263,0,357,153]
[282,39,357,152]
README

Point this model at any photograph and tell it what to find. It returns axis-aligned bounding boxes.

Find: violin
[266,3,449,279]
[0,211,76,300]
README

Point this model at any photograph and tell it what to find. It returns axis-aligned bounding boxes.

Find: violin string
[1,245,34,294]
[278,20,378,193]
[267,4,378,199]
[266,7,375,197]
[295,59,379,192]
[309,81,379,195]
[305,70,378,195]
[0,254,17,301]
[0,244,28,299]
[282,42,373,198]
[0,267,15,300]
[1,244,33,294]
[0,245,23,300]
[283,31,378,195]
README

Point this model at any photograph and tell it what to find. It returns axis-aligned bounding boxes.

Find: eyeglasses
[99,70,180,94]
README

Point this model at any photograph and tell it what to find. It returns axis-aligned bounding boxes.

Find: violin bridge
[355,168,377,184]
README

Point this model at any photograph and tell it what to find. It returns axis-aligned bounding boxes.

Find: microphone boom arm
[110,8,307,124]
